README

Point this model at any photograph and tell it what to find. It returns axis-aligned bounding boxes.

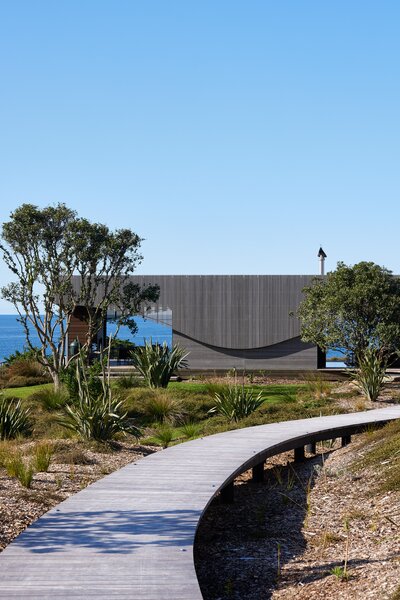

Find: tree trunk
[51,371,61,392]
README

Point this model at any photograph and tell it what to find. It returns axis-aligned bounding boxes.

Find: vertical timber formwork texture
[71,275,321,370]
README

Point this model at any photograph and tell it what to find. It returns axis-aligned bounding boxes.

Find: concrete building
[69,274,326,371]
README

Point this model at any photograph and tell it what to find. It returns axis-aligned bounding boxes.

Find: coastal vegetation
[0,350,51,388]
[130,340,189,388]
[298,261,400,359]
[298,261,400,400]
[0,370,398,597]
[0,368,394,449]
[208,385,266,422]
[0,203,159,390]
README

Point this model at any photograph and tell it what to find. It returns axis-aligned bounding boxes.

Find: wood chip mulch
[195,431,400,600]
[0,440,156,552]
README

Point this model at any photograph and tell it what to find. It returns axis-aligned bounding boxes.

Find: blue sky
[1,1,400,312]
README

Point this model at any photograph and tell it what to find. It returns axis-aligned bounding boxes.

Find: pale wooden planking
[0,407,399,599]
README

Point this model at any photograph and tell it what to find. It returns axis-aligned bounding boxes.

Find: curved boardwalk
[0,406,399,599]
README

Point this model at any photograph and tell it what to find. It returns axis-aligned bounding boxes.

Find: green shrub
[131,341,189,388]
[351,348,386,402]
[0,395,31,440]
[60,360,103,401]
[6,357,49,381]
[3,347,41,366]
[208,386,265,422]
[29,387,68,411]
[0,360,51,388]
[6,375,51,387]
[32,442,53,472]
[113,375,143,390]
[151,425,175,448]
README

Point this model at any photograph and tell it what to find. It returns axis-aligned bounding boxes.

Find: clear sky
[1,1,400,313]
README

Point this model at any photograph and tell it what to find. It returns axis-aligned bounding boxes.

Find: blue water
[0,314,346,367]
[326,347,348,369]
[0,315,172,363]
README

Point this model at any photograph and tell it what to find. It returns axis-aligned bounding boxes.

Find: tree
[0,203,159,390]
[298,261,400,361]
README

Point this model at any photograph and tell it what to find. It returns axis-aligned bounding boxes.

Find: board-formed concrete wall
[173,332,318,371]
[72,274,321,370]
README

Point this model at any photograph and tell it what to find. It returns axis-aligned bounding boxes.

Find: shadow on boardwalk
[11,508,199,554]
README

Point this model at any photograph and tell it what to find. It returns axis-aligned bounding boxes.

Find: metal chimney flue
[317,247,327,275]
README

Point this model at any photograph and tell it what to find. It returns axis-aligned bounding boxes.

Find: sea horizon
[0,314,344,366]
[0,314,172,363]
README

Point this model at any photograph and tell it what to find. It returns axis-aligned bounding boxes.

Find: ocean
[0,314,342,366]
[0,315,172,363]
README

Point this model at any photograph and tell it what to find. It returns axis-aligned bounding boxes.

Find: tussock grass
[149,425,175,448]
[179,421,203,440]
[32,442,54,472]
[125,389,184,424]
[302,373,332,399]
[351,420,400,493]
[29,387,68,411]
[3,450,35,488]
[16,462,34,488]
[54,446,92,465]
[113,375,143,390]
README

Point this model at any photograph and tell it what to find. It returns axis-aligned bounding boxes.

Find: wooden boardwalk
[0,406,399,599]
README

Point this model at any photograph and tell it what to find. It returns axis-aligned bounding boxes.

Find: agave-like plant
[0,395,31,440]
[131,341,189,388]
[351,348,387,402]
[58,354,140,442]
[208,385,265,422]
[59,394,140,442]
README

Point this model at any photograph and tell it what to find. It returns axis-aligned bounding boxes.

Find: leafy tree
[0,203,159,390]
[298,261,400,361]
